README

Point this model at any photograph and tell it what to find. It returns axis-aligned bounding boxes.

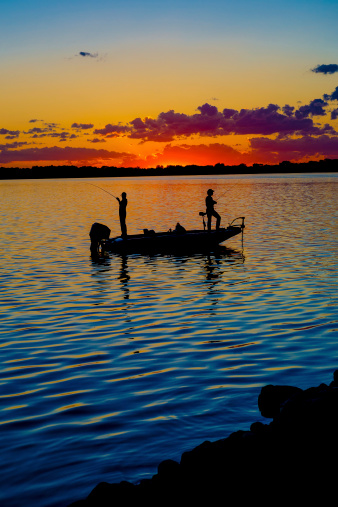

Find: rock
[68,370,338,506]
[258,384,303,418]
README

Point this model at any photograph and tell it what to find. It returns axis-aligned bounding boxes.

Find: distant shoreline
[0,159,337,180]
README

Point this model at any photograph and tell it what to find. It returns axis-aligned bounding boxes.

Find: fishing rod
[87,182,118,200]
[216,189,230,201]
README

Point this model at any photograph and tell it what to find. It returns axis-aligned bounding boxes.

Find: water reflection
[1,175,337,507]
[118,254,130,300]
[90,246,245,310]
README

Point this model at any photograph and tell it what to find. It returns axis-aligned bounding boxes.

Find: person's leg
[207,213,212,232]
[120,214,127,237]
[214,211,221,230]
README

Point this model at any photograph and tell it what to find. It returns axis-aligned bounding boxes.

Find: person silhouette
[205,189,221,232]
[116,192,127,238]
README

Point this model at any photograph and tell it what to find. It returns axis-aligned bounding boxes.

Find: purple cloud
[0,128,20,138]
[93,100,335,143]
[88,138,106,143]
[295,98,328,119]
[197,103,219,116]
[71,123,94,130]
[0,141,28,150]
[0,146,132,164]
[250,134,338,162]
[93,124,130,137]
[331,109,338,120]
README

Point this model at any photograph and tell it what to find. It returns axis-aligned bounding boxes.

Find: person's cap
[207,188,214,194]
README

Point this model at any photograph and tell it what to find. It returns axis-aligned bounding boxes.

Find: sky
[1,0,338,169]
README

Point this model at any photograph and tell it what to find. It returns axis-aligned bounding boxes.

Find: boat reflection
[90,251,130,300]
[90,245,244,291]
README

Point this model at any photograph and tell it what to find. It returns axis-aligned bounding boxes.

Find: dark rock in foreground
[69,371,338,506]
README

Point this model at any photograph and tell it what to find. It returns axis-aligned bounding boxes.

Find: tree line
[0,159,337,180]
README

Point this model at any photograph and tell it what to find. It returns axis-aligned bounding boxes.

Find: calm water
[1,174,337,506]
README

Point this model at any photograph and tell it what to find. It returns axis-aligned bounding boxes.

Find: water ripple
[0,175,337,507]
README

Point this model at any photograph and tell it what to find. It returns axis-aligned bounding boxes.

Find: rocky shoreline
[69,371,338,506]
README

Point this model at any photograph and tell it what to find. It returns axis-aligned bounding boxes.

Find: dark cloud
[331,109,338,120]
[282,105,295,117]
[93,100,335,143]
[71,123,94,130]
[326,86,338,101]
[197,103,219,116]
[250,134,338,163]
[0,141,28,150]
[93,124,130,137]
[25,126,77,141]
[88,138,106,143]
[220,103,320,136]
[79,51,98,58]
[295,98,328,119]
[312,64,338,75]
[0,128,20,138]
[25,124,59,135]
[27,127,47,134]
[0,146,132,164]
[44,122,59,129]
[29,119,43,123]
[53,133,77,142]
[222,108,237,119]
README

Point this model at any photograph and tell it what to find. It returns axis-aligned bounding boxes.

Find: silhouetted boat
[90,218,245,253]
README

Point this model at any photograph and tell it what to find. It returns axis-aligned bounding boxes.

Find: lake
[0,173,337,506]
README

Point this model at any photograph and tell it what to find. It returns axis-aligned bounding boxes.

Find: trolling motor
[199,211,207,230]
[229,217,245,229]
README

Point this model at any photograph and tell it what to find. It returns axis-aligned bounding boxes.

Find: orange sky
[1,1,338,170]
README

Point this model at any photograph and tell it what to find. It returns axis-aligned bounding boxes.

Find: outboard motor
[90,222,110,252]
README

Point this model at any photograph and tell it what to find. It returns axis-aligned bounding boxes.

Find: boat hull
[101,226,243,253]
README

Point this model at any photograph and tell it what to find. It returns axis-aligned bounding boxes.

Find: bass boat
[90,217,245,253]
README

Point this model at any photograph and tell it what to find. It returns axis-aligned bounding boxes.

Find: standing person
[116,192,128,238]
[205,189,221,232]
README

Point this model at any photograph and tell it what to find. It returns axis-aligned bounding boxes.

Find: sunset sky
[1,0,338,169]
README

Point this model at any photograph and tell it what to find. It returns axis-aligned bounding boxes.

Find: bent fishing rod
[87,182,119,200]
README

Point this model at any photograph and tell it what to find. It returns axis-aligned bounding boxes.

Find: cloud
[29,119,43,123]
[331,109,338,120]
[295,98,328,119]
[79,51,98,58]
[197,103,219,116]
[324,86,338,101]
[24,126,78,141]
[71,123,94,130]
[312,64,338,75]
[93,124,130,137]
[0,146,133,165]
[88,138,106,143]
[282,105,295,117]
[250,135,338,163]
[2,134,338,167]
[93,101,335,143]
[0,128,20,138]
[0,141,28,150]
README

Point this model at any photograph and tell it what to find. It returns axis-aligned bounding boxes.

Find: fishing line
[87,183,118,200]
[215,189,230,202]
